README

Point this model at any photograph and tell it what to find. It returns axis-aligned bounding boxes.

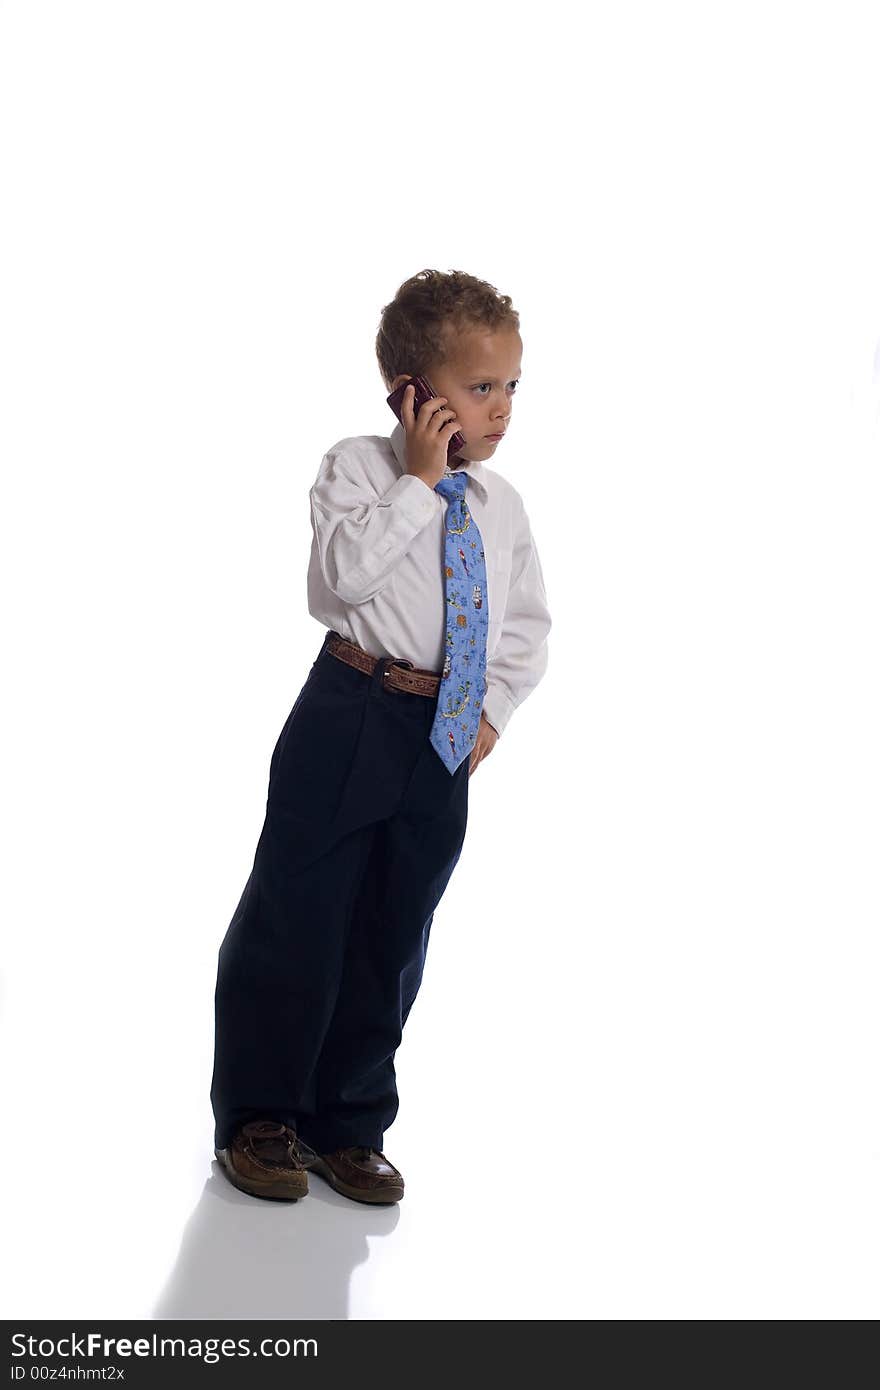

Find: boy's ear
[390,373,413,392]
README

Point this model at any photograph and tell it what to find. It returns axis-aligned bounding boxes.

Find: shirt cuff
[481,684,515,739]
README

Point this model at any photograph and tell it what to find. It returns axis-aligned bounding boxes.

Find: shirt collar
[389,421,489,502]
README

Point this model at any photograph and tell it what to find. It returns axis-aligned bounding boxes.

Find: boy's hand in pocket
[469,713,499,776]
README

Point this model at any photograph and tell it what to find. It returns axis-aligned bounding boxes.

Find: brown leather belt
[327,632,442,698]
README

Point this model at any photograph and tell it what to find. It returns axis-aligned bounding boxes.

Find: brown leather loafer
[304,1146,405,1204]
[214,1120,310,1201]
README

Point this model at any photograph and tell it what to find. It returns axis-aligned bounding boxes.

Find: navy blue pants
[210,629,470,1154]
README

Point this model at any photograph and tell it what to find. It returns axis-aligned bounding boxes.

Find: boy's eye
[474,382,519,396]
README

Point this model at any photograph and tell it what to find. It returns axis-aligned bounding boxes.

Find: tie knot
[434,470,468,501]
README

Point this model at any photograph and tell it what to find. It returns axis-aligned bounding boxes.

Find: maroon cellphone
[386,374,466,459]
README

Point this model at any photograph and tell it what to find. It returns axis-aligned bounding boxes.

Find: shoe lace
[241,1120,305,1167]
[290,1135,316,1163]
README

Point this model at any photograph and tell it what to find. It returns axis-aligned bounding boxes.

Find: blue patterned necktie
[428,468,489,774]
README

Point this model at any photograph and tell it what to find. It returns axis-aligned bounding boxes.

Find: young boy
[210,268,551,1205]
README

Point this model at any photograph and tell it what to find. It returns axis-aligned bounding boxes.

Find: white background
[1,0,878,1320]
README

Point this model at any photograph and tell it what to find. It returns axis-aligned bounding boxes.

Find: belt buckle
[383,657,414,694]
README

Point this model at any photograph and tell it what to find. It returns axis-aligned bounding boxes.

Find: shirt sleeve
[309,441,437,605]
[482,499,552,739]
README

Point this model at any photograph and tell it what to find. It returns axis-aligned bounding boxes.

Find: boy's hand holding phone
[396,379,463,491]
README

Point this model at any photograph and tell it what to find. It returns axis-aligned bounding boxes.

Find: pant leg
[210,631,424,1152]
[301,695,470,1154]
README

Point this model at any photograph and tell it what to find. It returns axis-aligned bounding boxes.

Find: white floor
[3,785,878,1320]
[3,1078,878,1320]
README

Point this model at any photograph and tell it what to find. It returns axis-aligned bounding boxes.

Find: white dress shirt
[307,420,551,738]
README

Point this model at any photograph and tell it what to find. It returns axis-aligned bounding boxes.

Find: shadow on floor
[152,1160,400,1320]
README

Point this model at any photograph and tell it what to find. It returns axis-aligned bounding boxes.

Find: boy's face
[391,327,523,466]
